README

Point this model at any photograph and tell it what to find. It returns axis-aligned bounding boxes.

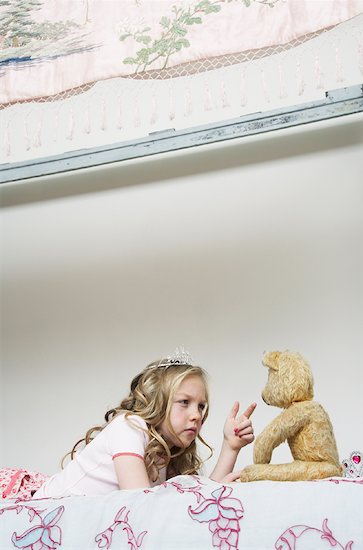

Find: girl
[33,351,255,498]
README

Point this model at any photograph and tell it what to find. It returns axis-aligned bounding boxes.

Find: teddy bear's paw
[239,466,254,483]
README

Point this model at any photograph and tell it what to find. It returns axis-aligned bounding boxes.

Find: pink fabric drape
[1,0,362,105]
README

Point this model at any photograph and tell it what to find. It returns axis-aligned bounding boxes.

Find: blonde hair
[62,361,212,482]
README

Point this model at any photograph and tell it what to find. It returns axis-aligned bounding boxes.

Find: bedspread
[0,475,362,550]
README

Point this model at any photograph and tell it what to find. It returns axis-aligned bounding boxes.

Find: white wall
[1,114,362,475]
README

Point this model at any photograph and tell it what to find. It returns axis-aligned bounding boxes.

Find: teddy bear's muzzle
[262,393,270,405]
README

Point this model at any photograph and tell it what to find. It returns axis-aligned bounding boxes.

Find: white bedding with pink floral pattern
[0,475,362,550]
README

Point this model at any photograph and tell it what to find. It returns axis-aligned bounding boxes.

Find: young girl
[33,350,255,498]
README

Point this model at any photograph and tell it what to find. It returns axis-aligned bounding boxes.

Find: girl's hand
[220,471,242,483]
[223,402,256,452]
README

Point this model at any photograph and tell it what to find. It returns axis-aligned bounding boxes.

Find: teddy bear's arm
[253,407,310,464]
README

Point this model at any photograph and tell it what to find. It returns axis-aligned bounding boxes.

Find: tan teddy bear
[240,350,342,482]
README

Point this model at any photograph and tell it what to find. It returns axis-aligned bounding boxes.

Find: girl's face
[160,374,207,449]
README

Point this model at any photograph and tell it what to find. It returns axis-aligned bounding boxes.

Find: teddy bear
[240,350,342,482]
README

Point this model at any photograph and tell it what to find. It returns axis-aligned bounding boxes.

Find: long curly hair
[62,361,212,482]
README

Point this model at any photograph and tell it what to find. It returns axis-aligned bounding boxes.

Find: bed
[1,3,363,548]
[1,475,362,549]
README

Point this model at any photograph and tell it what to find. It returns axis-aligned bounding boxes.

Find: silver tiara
[157,346,196,368]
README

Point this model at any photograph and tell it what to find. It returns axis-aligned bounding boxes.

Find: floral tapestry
[0,0,362,163]
[1,0,363,105]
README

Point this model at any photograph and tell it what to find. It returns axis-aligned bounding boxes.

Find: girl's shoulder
[103,412,150,448]
[107,411,148,430]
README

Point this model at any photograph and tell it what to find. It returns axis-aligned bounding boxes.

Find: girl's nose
[190,406,202,421]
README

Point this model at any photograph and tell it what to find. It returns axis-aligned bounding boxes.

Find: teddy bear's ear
[262,351,281,371]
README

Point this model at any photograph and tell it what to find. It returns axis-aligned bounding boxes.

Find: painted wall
[1,114,362,476]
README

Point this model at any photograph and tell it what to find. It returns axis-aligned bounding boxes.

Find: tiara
[342,451,363,478]
[157,346,196,368]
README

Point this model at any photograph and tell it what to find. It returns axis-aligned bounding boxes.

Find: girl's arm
[209,402,256,483]
[113,455,151,489]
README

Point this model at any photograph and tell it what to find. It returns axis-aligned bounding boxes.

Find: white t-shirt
[33,413,166,498]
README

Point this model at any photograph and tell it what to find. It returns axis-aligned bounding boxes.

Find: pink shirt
[33,414,166,498]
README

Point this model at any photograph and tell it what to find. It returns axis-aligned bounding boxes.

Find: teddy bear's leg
[240,461,342,482]
[300,461,342,480]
